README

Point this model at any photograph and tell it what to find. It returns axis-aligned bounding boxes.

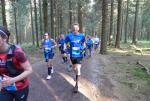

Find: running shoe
[46,75,52,80]
[73,84,78,93]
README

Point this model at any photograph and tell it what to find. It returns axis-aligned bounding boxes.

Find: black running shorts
[70,57,83,64]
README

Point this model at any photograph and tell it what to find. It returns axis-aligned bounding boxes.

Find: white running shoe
[46,75,52,80]
[51,67,54,74]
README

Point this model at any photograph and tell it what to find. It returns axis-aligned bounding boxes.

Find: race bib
[45,47,51,50]
[72,47,81,56]
[72,47,80,51]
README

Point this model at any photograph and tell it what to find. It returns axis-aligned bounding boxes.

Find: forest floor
[26,46,150,101]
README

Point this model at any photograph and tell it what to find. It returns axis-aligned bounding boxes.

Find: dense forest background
[0,0,149,54]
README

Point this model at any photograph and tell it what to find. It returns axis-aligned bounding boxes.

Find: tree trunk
[18,23,21,43]
[39,0,43,39]
[121,3,124,41]
[132,0,140,45]
[60,9,63,34]
[57,8,60,36]
[55,1,59,38]
[69,0,72,29]
[50,0,54,38]
[43,0,48,33]
[14,8,18,44]
[34,0,39,46]
[53,0,57,39]
[109,0,114,45]
[58,5,63,35]
[124,0,129,43]
[115,0,122,48]
[12,1,19,44]
[1,0,7,28]
[146,32,149,41]
[78,0,83,33]
[30,0,35,45]
[100,0,108,54]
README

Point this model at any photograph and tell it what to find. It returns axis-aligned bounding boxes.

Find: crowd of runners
[0,23,100,101]
[40,23,100,93]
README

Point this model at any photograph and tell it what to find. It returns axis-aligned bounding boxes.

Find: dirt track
[28,51,117,101]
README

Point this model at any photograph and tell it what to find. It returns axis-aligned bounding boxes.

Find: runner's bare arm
[52,39,57,48]
[64,43,67,51]
[83,42,86,48]
[1,60,32,87]
[39,39,45,49]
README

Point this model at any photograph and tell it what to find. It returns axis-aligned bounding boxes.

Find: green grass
[107,41,150,55]
[20,43,39,56]
[120,41,150,48]
[136,41,150,48]
[131,67,150,81]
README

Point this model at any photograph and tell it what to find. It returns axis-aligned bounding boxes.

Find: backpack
[6,45,24,77]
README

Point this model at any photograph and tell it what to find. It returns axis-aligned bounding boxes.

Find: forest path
[28,50,117,101]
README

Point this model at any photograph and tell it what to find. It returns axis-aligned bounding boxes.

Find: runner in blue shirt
[64,23,86,93]
[40,32,57,80]
[86,35,93,57]
[58,34,67,63]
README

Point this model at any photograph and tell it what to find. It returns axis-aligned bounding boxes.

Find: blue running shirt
[59,39,65,50]
[86,39,93,47]
[65,32,85,58]
[59,39,65,45]
[42,38,53,53]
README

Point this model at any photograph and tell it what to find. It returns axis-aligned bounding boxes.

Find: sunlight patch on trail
[59,72,117,101]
